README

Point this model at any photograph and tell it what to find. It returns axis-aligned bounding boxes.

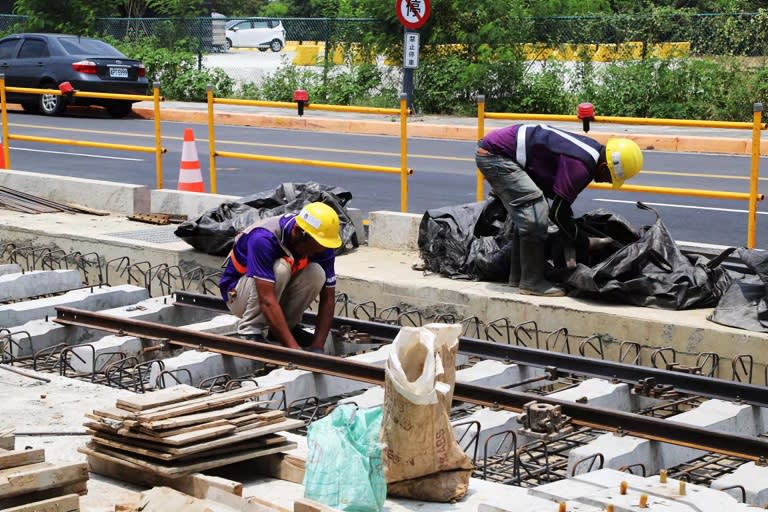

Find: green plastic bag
[303,404,385,511]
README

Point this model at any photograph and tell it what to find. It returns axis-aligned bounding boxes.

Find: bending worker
[475,123,642,297]
[218,202,342,352]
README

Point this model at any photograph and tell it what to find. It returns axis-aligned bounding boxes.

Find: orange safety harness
[227,250,308,276]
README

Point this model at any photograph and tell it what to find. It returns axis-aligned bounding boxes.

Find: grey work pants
[475,146,550,241]
[227,259,325,336]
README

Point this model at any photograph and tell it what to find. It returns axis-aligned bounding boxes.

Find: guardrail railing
[476,96,766,248]
[206,86,413,212]
[0,77,167,189]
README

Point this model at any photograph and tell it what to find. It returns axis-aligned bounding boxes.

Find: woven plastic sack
[304,404,385,512]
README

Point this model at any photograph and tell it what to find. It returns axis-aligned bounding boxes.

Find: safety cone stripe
[178,128,205,193]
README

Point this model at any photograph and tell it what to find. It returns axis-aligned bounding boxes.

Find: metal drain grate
[105,226,181,244]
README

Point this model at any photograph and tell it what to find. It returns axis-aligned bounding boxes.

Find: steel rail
[54,306,768,461]
[170,291,768,409]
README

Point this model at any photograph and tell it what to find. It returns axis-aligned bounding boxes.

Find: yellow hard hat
[295,202,342,248]
[606,138,643,189]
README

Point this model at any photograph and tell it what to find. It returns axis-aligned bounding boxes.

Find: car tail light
[137,64,146,78]
[72,60,98,74]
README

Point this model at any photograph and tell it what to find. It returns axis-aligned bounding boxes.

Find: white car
[225,19,286,52]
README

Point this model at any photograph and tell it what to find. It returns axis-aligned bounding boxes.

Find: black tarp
[417,200,732,310]
[708,248,768,332]
[174,182,358,256]
[566,204,733,310]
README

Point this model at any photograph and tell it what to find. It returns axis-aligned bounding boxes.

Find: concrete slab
[0,169,150,215]
[0,269,82,301]
[255,368,316,406]
[0,284,150,327]
[339,385,384,408]
[367,210,421,251]
[710,461,768,506]
[0,263,22,276]
[568,432,657,476]
[549,378,633,412]
[148,349,258,389]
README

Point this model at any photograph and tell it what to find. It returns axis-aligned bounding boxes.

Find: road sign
[404,32,420,68]
[396,0,430,30]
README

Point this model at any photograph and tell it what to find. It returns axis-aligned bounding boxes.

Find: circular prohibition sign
[396,0,431,30]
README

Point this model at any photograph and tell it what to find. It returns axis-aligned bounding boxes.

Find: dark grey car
[0,33,149,118]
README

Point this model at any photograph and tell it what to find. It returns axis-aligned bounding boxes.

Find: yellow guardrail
[206,87,413,212]
[476,96,766,248]
[0,77,167,189]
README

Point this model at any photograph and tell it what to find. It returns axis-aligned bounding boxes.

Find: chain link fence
[0,12,766,58]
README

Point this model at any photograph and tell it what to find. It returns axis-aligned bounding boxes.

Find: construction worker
[475,123,642,296]
[218,202,342,352]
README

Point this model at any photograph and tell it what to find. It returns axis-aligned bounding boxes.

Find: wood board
[0,462,88,499]
[80,440,298,477]
[116,384,208,412]
[2,493,80,512]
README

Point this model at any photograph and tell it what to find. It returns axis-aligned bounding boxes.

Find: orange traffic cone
[178,128,205,192]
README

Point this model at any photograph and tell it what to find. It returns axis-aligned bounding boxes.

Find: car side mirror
[231,27,238,32]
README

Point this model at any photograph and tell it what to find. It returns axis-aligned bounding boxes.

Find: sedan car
[225,19,286,52]
[0,33,149,117]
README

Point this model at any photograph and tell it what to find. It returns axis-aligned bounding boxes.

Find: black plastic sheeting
[418,199,733,311]
[708,248,768,332]
[174,182,359,256]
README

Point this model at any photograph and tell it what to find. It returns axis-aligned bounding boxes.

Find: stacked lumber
[79,384,303,479]
[0,430,87,511]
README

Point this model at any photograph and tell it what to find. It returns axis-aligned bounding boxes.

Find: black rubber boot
[508,230,521,287]
[519,237,566,297]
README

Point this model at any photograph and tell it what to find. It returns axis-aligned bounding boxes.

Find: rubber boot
[519,237,566,297]
[508,230,521,287]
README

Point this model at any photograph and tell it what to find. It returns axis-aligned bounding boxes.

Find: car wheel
[20,102,39,114]
[258,47,268,52]
[38,84,66,116]
[225,38,232,51]
[105,101,133,119]
[270,39,283,52]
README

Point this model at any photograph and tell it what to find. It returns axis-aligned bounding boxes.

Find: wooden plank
[86,454,242,499]
[153,419,231,438]
[116,384,208,412]
[0,449,45,470]
[80,441,298,477]
[3,493,80,512]
[133,486,282,512]
[119,423,237,447]
[0,428,14,450]
[0,481,87,509]
[88,426,292,461]
[0,462,88,499]
[92,406,135,422]
[139,401,270,431]
[136,386,284,422]
[293,498,341,512]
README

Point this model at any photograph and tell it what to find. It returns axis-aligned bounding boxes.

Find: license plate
[109,67,128,78]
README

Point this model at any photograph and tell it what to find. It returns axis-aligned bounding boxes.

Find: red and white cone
[178,128,205,192]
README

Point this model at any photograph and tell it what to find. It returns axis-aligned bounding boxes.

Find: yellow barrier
[475,96,766,248]
[206,88,413,211]
[521,41,691,61]
[293,45,320,66]
[0,79,168,188]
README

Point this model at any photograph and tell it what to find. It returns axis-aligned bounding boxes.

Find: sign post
[395,0,430,112]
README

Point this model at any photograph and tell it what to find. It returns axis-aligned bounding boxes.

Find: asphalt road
[4,110,767,248]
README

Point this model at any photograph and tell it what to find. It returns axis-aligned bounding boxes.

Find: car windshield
[225,20,242,30]
[57,37,126,57]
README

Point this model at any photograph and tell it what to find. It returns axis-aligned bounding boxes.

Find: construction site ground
[1,102,767,511]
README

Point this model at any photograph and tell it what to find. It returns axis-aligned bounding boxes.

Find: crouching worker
[219,202,342,352]
[475,123,642,296]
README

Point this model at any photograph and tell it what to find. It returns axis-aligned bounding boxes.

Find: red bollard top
[577,102,595,119]
[293,89,309,102]
[58,82,74,94]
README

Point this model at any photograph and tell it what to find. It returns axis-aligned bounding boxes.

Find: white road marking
[12,147,143,161]
[593,198,767,215]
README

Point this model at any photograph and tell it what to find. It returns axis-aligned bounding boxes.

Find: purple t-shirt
[218,214,336,301]
[482,125,594,204]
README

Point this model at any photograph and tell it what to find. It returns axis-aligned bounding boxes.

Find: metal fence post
[748,102,763,249]
[207,85,217,194]
[400,93,409,212]
[476,94,486,202]
[153,82,162,189]
[0,74,9,169]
